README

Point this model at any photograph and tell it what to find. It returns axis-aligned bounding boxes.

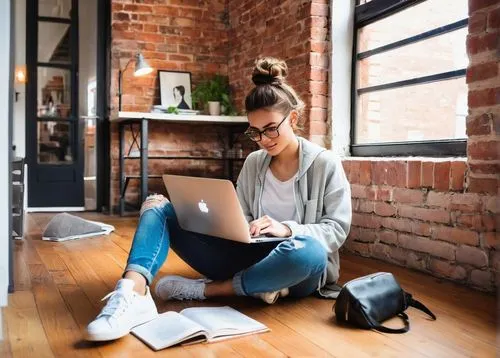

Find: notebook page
[131,311,207,350]
[180,306,268,340]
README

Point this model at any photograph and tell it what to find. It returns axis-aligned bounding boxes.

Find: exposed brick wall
[343,0,499,292]
[109,0,230,207]
[227,0,330,145]
[110,0,330,208]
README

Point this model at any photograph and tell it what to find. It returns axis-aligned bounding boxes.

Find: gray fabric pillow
[43,212,108,240]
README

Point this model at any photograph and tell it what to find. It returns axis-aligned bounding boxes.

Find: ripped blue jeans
[126,195,328,297]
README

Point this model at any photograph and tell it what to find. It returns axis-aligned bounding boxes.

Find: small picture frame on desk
[158,70,192,110]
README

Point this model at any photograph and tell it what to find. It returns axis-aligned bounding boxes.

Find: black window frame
[351,0,468,157]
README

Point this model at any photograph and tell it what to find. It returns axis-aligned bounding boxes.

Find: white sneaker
[155,275,207,301]
[255,288,290,304]
[86,279,158,341]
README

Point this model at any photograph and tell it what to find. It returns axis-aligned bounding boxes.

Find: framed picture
[158,70,192,110]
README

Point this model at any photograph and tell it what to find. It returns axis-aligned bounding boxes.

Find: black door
[26,0,108,209]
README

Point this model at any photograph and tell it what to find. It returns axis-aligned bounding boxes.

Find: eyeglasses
[244,114,289,142]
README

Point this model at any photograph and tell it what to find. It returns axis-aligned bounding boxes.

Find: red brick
[311,41,328,53]
[113,12,130,21]
[469,0,500,13]
[380,217,432,236]
[456,246,488,268]
[399,205,450,224]
[450,161,467,191]
[372,161,387,185]
[376,187,392,201]
[482,214,496,231]
[374,202,397,217]
[484,232,500,249]
[386,161,407,188]
[398,234,456,260]
[348,161,360,184]
[432,225,480,246]
[467,32,499,55]
[468,11,487,33]
[310,81,328,95]
[123,4,153,12]
[345,241,370,256]
[467,112,494,136]
[406,251,428,271]
[429,259,467,281]
[371,243,390,261]
[426,191,452,209]
[433,161,451,191]
[357,228,378,243]
[407,161,421,188]
[350,184,368,198]
[456,214,484,231]
[310,69,328,81]
[393,188,424,205]
[311,3,329,16]
[352,213,381,229]
[483,196,499,213]
[379,230,398,245]
[342,160,351,179]
[309,108,327,122]
[468,176,497,198]
[469,162,500,174]
[309,120,328,135]
[470,270,493,290]
[466,62,498,83]
[359,161,372,185]
[359,200,374,213]
[468,141,500,160]
[488,6,500,29]
[421,162,434,187]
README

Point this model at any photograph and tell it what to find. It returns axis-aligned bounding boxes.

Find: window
[352,0,468,156]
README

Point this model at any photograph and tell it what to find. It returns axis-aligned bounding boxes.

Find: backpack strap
[363,311,410,334]
[406,293,436,320]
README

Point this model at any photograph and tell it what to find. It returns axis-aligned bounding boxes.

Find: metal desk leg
[140,118,148,204]
[119,122,125,216]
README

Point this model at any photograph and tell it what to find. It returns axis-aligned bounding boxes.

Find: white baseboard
[26,207,85,213]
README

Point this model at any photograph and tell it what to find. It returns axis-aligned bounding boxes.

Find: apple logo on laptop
[198,200,209,213]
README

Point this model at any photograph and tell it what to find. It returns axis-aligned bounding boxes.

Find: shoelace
[100,290,134,318]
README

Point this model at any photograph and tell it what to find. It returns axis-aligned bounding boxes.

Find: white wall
[13,0,26,158]
[0,0,13,341]
[330,0,354,156]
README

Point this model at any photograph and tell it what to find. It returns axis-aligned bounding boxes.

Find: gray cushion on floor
[43,212,106,240]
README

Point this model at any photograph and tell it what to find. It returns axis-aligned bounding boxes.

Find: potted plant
[192,75,236,115]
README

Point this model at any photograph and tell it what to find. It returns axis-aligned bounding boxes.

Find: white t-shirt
[260,168,299,223]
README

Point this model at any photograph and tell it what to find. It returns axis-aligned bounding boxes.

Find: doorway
[26,0,109,210]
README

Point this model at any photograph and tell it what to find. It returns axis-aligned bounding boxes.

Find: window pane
[38,67,71,118]
[38,121,73,164]
[38,22,71,64]
[355,77,467,144]
[358,28,468,88]
[358,0,468,53]
[39,0,71,18]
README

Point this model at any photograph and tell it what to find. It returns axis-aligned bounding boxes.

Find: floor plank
[2,213,497,358]
[5,291,54,358]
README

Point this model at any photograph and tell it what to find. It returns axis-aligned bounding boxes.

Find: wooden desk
[112,112,249,216]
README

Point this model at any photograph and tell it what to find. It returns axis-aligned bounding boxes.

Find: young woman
[86,57,352,342]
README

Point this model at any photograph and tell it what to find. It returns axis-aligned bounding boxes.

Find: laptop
[162,175,287,244]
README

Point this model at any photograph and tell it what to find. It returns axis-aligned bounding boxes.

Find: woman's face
[173,88,180,100]
[246,109,297,156]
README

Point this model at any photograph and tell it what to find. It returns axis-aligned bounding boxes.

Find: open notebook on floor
[131,306,269,351]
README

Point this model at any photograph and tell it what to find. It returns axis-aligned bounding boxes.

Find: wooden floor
[1,213,497,357]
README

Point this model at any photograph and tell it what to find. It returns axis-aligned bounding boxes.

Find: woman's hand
[249,215,292,238]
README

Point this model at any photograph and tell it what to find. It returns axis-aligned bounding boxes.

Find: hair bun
[251,57,288,86]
